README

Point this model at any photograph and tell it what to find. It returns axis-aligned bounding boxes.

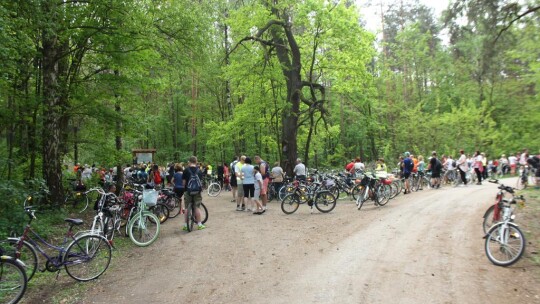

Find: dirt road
[80,182,540,304]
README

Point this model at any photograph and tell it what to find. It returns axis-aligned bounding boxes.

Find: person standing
[293,158,307,181]
[235,156,246,211]
[253,166,265,214]
[171,163,185,208]
[217,162,224,188]
[456,149,468,186]
[271,162,284,196]
[182,156,206,230]
[349,157,365,178]
[429,151,441,189]
[230,157,239,203]
[254,156,270,210]
[473,151,483,185]
[241,157,255,212]
[508,153,518,175]
[402,152,414,194]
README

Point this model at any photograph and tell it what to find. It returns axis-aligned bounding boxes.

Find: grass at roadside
[520,188,540,278]
[9,204,135,304]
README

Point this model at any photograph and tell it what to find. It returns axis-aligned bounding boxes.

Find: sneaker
[182,226,188,231]
[231,199,236,203]
[198,224,206,230]
[241,205,245,211]
[236,206,241,211]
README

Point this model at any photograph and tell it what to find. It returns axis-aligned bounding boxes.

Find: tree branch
[494,5,540,43]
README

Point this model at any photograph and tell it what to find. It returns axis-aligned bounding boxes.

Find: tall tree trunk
[41,0,64,204]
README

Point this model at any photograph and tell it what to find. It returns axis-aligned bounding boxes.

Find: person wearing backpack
[182,156,206,230]
[402,152,414,194]
[229,156,239,203]
[429,151,442,189]
[171,163,185,203]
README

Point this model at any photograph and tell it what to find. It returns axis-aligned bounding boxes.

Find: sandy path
[81,182,540,304]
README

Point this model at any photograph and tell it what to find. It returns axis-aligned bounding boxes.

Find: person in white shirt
[508,153,518,175]
[253,166,264,214]
[81,165,93,180]
[456,150,468,186]
[349,157,365,178]
[293,158,307,181]
[474,151,483,185]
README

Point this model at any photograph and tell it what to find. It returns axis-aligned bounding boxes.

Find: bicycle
[516,165,536,190]
[482,180,524,234]
[125,187,161,246]
[483,180,526,266]
[0,204,112,282]
[355,173,392,211]
[184,199,209,232]
[0,250,27,304]
[280,180,336,214]
[206,176,222,197]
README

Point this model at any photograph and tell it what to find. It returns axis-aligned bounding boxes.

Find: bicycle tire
[485,223,525,266]
[166,197,181,218]
[376,185,391,206]
[128,213,160,246]
[186,203,195,232]
[279,184,294,201]
[0,239,38,283]
[355,189,367,210]
[207,183,221,197]
[281,194,300,214]
[515,176,526,190]
[314,191,337,213]
[152,203,170,224]
[0,256,27,304]
[200,203,208,224]
[63,234,111,282]
[482,205,502,235]
[351,184,363,200]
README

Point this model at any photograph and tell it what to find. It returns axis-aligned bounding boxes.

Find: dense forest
[1,0,539,204]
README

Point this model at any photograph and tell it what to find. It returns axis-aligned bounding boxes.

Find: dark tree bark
[41,0,65,204]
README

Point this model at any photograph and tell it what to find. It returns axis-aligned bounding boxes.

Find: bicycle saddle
[64,218,84,226]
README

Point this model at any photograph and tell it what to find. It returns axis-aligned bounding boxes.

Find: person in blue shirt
[171,163,184,201]
[241,157,255,211]
[403,152,414,194]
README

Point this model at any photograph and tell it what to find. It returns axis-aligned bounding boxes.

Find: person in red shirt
[345,159,355,172]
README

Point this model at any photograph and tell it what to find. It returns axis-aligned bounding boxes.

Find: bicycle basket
[142,189,159,207]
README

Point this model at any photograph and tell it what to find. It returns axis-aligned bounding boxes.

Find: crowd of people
[68,147,539,231]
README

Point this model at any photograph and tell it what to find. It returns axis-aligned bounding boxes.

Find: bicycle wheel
[279,184,294,201]
[207,183,221,197]
[355,187,368,210]
[200,203,208,224]
[0,256,27,304]
[485,223,525,266]
[482,205,503,235]
[376,185,391,206]
[186,204,195,232]
[351,184,363,200]
[128,213,160,246]
[0,239,37,283]
[515,176,527,190]
[281,194,300,214]
[152,203,170,224]
[314,191,337,213]
[166,197,181,218]
[63,234,111,282]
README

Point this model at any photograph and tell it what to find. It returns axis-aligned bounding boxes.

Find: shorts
[403,172,411,179]
[237,184,244,196]
[230,175,238,187]
[184,192,202,209]
[243,184,255,198]
[535,169,540,178]
[173,188,184,199]
[254,188,261,200]
[431,170,441,178]
[261,178,269,195]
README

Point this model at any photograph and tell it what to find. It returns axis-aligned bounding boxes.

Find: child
[253,166,265,214]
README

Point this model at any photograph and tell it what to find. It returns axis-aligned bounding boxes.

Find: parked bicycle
[0,203,112,283]
[0,249,27,304]
[483,180,526,266]
[355,172,392,211]
[281,179,336,214]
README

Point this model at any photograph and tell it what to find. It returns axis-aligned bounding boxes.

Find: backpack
[187,167,202,195]
[435,159,442,172]
[231,161,238,174]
